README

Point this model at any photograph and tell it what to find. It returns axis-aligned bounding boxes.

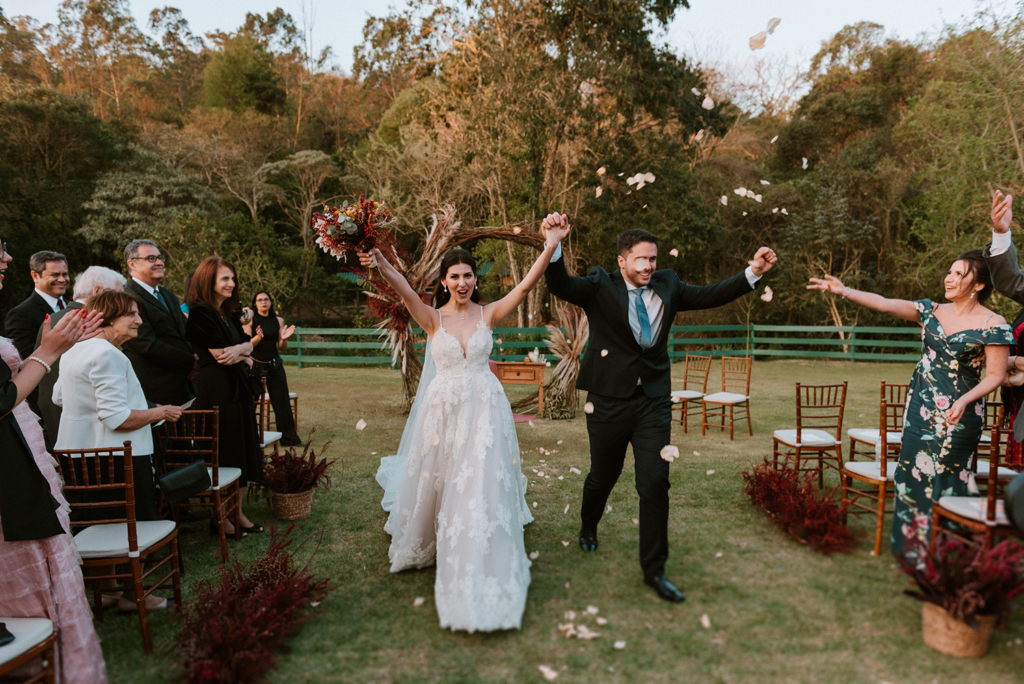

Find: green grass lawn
[96,360,1024,683]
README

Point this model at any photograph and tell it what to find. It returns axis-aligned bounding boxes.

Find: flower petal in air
[614,640,626,650]
[513,227,522,233]
[601,349,609,357]
[761,286,773,303]
[584,402,594,414]
[701,614,711,629]
[356,419,367,431]
[702,95,715,110]
[760,180,770,185]
[695,129,705,141]
[595,186,603,198]
[596,617,609,626]
[734,187,746,196]
[750,32,767,50]
[660,445,679,462]
[529,551,540,559]
[538,665,559,681]
[413,597,425,607]
[802,157,808,169]
[644,172,656,183]
[781,208,788,215]
[720,195,728,206]
[754,194,762,203]
[562,540,570,546]
[669,248,679,257]
[771,135,779,143]
[597,166,606,176]
[706,469,716,476]
[767,17,781,34]
[691,87,701,96]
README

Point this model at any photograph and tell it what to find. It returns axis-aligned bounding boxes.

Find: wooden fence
[280,324,923,368]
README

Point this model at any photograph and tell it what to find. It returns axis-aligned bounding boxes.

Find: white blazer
[54,337,153,456]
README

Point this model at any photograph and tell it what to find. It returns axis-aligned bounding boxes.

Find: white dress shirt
[132,276,163,302]
[35,288,65,312]
[991,229,1013,256]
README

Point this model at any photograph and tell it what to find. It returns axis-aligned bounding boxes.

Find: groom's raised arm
[674,270,756,311]
[545,245,598,307]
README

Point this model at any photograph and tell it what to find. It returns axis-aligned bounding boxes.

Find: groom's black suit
[546,256,755,577]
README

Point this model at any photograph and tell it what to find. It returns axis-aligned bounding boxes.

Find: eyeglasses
[131,254,165,264]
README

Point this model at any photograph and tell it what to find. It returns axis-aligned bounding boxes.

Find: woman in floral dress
[809,250,1012,556]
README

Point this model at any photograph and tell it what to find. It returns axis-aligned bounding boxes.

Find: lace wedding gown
[377,309,532,633]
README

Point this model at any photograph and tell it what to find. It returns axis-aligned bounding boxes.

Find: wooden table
[494,361,546,414]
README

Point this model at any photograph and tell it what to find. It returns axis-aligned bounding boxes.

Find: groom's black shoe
[578,527,598,552]
[644,573,686,603]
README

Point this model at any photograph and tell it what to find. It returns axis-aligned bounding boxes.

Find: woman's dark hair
[952,249,994,303]
[432,248,481,308]
[251,290,276,317]
[187,257,240,318]
[85,290,141,327]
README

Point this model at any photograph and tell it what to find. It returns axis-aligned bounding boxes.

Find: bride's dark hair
[432,248,481,307]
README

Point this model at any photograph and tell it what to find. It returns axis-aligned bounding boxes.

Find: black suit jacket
[983,240,1024,440]
[33,301,85,452]
[4,291,56,362]
[546,257,755,399]
[121,279,194,405]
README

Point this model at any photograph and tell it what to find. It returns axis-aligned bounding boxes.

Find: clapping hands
[39,309,105,358]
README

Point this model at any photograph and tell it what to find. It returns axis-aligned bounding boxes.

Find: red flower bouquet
[312,195,395,261]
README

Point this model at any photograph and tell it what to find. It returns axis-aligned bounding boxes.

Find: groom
[541,215,777,601]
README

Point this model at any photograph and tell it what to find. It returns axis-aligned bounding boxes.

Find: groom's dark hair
[617,228,660,255]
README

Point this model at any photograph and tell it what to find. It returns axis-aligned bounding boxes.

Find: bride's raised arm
[357,248,440,336]
[484,217,569,325]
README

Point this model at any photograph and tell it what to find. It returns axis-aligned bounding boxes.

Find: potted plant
[899,537,1024,657]
[256,440,336,521]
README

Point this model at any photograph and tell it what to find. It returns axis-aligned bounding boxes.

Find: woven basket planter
[921,603,998,658]
[271,489,314,521]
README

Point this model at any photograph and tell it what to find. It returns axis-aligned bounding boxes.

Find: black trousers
[256,359,298,443]
[582,386,674,577]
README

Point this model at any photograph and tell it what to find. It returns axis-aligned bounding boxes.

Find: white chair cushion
[0,617,53,667]
[671,390,704,402]
[979,434,991,444]
[843,460,895,482]
[73,520,177,559]
[261,431,283,449]
[703,392,748,404]
[936,496,1009,526]
[847,428,902,446]
[289,393,296,398]
[974,461,1020,481]
[207,467,242,490]
[773,429,837,448]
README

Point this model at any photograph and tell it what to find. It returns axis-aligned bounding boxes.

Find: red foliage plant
[257,438,336,496]
[741,460,858,555]
[175,525,334,684]
[899,535,1024,628]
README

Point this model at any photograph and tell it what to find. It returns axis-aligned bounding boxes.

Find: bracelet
[843,286,851,299]
[25,356,51,374]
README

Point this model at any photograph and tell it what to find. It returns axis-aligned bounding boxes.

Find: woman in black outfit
[244,290,301,447]
[184,257,265,535]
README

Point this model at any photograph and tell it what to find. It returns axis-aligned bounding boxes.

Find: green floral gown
[891,300,1013,556]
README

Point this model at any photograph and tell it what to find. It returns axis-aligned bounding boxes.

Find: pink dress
[0,338,107,683]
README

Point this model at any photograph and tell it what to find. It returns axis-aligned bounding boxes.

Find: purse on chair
[158,459,211,503]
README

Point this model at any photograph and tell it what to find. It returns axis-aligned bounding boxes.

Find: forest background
[3,0,1024,329]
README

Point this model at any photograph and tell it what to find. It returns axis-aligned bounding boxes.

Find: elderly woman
[54,289,182,612]
[185,257,264,535]
[0,241,108,683]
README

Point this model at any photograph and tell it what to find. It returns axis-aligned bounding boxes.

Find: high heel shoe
[209,520,246,538]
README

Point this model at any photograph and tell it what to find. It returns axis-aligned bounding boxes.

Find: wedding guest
[34,266,126,452]
[808,251,1011,556]
[244,290,302,447]
[185,257,265,536]
[0,240,109,683]
[121,240,195,405]
[3,250,70,361]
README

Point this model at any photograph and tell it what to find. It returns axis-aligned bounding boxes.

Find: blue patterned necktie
[635,287,652,349]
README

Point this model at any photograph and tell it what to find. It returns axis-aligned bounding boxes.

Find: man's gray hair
[28,251,67,274]
[72,266,127,300]
[124,239,159,263]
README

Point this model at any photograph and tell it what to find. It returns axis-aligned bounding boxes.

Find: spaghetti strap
[437,308,444,330]
[479,305,484,325]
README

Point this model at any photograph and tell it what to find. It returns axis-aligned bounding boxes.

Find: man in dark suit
[34,266,127,451]
[3,250,70,361]
[542,216,777,602]
[121,239,196,406]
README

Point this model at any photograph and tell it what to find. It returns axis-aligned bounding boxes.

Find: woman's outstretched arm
[807,274,920,323]
[357,248,439,336]
[485,219,569,325]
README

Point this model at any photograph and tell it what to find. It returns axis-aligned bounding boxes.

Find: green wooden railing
[280,324,923,368]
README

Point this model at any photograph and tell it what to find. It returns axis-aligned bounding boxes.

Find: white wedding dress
[376,308,533,633]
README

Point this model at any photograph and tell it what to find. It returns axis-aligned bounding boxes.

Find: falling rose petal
[496,338,503,344]
[371,451,377,455]
[761,286,773,303]
[701,614,712,629]
[760,180,770,185]
[767,17,781,34]
[781,208,788,215]
[693,451,700,456]
[742,211,748,216]
[636,181,645,190]
[569,467,581,475]
[707,469,716,476]
[565,582,571,589]
[734,187,746,196]
[584,402,595,414]
[533,502,538,508]
[772,207,779,213]
[595,186,603,198]
[695,129,705,141]
[564,504,570,514]
[691,87,701,96]
[715,551,724,558]
[702,95,715,110]
[614,640,626,650]
[669,248,680,257]
[557,440,563,445]
[746,190,756,199]
[601,349,609,357]
[546,361,551,366]
[632,518,639,525]
[529,551,540,559]
[513,227,522,233]
[586,605,599,615]
[562,540,570,546]
[430,435,440,446]
[596,617,609,626]
[754,194,762,203]
[538,665,559,681]
[720,195,728,206]
[606,505,613,512]
[564,610,577,620]
[356,419,367,431]
[529,421,536,428]
[626,175,639,186]
[618,172,624,177]
[771,135,779,143]
[597,166,606,176]
[644,172,656,183]
[802,157,808,169]
[576,624,601,640]
[750,31,767,50]
[660,445,679,462]
[413,597,425,607]
[558,475,564,480]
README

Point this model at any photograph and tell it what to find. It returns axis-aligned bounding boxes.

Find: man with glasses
[122,239,196,405]
[3,250,70,362]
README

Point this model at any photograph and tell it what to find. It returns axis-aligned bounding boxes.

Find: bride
[359,223,567,633]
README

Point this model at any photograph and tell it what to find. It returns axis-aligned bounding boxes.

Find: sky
[2,0,1016,76]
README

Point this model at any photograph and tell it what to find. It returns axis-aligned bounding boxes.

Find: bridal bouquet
[312,195,395,261]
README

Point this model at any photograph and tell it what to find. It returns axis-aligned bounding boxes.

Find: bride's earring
[971,292,976,299]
